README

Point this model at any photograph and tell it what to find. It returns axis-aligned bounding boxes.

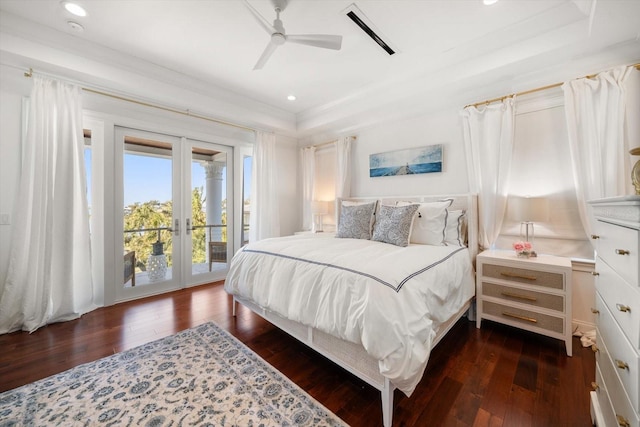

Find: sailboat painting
[369,144,443,177]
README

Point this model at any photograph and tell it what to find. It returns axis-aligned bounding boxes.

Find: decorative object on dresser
[588,196,640,427]
[476,249,573,356]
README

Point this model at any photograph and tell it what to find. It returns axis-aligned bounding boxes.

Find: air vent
[343,3,398,55]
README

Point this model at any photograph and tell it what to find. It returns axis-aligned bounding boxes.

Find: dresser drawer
[597,294,640,413]
[481,263,564,290]
[596,220,639,287]
[596,257,640,349]
[483,301,564,334]
[595,326,640,427]
[481,282,564,312]
[594,363,620,427]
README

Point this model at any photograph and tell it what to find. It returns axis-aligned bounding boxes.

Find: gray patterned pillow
[336,202,377,239]
[372,204,420,247]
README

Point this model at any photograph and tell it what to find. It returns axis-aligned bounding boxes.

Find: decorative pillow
[372,204,419,247]
[444,210,467,246]
[397,200,453,245]
[336,202,377,239]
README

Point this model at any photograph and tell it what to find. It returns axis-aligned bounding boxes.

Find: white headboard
[336,194,479,261]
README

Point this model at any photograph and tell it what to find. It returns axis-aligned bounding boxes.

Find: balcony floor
[125,262,227,288]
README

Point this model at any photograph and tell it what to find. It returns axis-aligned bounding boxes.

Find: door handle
[186,218,191,235]
[174,219,180,236]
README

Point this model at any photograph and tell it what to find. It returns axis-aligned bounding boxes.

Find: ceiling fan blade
[253,41,279,70]
[244,0,276,35]
[286,34,343,50]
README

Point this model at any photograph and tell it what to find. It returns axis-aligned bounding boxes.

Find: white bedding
[224,234,475,396]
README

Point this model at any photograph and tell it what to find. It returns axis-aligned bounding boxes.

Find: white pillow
[397,200,452,245]
[444,210,466,246]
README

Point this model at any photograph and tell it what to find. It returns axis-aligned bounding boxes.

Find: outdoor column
[202,159,225,244]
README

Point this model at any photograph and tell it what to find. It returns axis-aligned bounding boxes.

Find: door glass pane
[242,155,252,245]
[123,136,173,287]
[191,147,227,276]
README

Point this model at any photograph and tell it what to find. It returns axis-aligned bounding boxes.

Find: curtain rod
[23,67,257,133]
[307,135,358,149]
[464,62,640,109]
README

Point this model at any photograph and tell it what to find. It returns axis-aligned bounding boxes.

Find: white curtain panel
[249,132,280,242]
[0,77,95,334]
[301,146,316,231]
[336,136,354,199]
[461,98,516,250]
[563,65,634,239]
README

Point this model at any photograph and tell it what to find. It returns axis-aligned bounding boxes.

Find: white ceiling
[1,0,639,134]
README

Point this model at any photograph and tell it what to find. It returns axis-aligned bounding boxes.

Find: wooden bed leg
[381,378,395,427]
[232,297,237,317]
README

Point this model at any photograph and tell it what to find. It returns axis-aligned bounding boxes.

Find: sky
[84,149,252,209]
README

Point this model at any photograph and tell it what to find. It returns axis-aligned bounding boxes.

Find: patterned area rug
[0,322,348,426]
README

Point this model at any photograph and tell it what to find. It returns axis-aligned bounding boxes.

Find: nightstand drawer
[483,301,564,334]
[482,263,564,290]
[481,282,564,312]
[596,220,639,287]
[596,294,640,413]
[596,258,640,349]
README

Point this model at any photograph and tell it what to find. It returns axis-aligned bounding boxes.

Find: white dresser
[589,196,640,427]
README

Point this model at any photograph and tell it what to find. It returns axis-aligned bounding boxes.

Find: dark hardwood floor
[0,281,595,426]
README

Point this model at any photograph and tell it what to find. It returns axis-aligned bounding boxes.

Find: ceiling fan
[244,0,343,70]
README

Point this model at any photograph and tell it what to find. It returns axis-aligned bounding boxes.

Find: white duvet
[224,234,475,396]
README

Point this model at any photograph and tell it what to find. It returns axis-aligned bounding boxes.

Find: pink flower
[513,242,524,251]
[523,242,532,250]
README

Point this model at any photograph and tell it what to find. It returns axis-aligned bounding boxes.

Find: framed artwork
[369,144,443,177]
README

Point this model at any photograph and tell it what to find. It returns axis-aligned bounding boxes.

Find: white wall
[351,108,470,198]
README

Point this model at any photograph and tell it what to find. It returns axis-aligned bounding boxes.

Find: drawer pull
[501,291,537,302]
[591,345,599,353]
[500,272,537,281]
[590,308,600,314]
[616,304,631,313]
[615,359,629,370]
[616,414,630,427]
[591,381,599,391]
[591,234,600,240]
[502,311,537,323]
[591,271,600,276]
[615,249,630,256]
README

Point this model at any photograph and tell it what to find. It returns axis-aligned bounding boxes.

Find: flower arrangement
[513,241,533,258]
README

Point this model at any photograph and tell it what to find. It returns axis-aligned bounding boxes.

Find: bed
[224,194,478,427]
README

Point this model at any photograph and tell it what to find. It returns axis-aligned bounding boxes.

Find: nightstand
[476,250,573,356]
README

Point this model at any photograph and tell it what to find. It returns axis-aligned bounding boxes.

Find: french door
[115,127,233,301]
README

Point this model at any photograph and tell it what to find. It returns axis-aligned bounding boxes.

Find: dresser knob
[616,414,630,427]
[615,359,630,370]
[615,249,630,255]
[591,381,599,391]
[591,234,600,240]
[591,271,600,276]
[616,304,631,313]
[591,308,600,314]
[591,345,599,353]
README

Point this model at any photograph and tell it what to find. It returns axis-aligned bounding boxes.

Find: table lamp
[508,196,550,243]
[311,200,328,233]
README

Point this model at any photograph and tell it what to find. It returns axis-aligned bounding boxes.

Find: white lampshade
[508,196,549,223]
[311,200,329,215]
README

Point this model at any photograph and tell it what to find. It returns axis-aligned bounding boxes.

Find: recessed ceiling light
[483,0,499,5]
[287,95,296,101]
[63,2,87,17]
[67,21,84,31]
